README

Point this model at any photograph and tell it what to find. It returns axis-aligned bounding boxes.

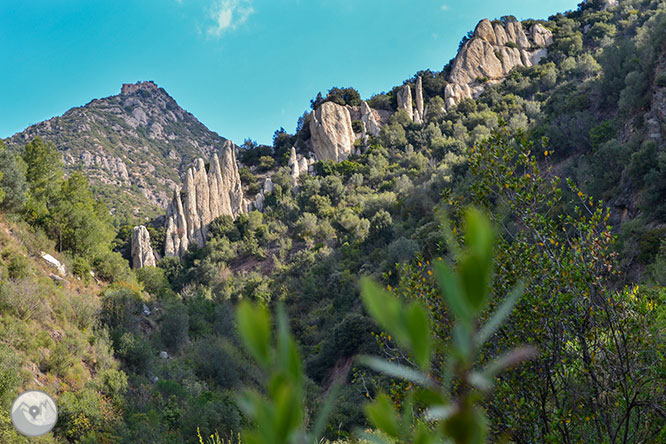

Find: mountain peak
[120,80,160,95]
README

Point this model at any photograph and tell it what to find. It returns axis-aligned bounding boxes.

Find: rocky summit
[4,81,230,220]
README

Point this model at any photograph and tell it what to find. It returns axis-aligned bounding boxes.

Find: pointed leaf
[236,301,271,369]
[310,381,342,442]
[360,277,404,336]
[476,282,524,346]
[358,356,433,387]
[405,303,432,370]
[364,394,401,439]
[433,261,471,325]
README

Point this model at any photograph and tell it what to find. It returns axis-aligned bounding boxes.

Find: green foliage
[0,141,27,212]
[359,208,533,444]
[312,87,363,109]
[161,303,190,354]
[235,302,337,444]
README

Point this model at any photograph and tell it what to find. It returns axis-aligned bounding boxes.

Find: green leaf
[476,282,525,346]
[433,261,471,325]
[458,208,495,313]
[405,303,432,370]
[364,394,401,439]
[276,304,302,381]
[464,207,494,266]
[358,355,433,387]
[481,345,538,378]
[236,301,272,369]
[310,380,342,442]
[360,277,403,335]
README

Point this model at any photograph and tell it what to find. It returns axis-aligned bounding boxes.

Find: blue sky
[1,0,580,145]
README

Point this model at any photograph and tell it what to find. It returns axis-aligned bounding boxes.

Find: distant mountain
[4,81,230,221]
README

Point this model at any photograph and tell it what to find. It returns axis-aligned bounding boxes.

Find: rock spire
[164,140,245,257]
[131,225,157,268]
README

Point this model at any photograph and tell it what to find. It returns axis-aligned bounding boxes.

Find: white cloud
[440,4,449,10]
[207,0,254,37]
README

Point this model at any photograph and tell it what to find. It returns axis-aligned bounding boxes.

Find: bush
[72,256,92,279]
[160,304,189,354]
[258,156,275,171]
[190,338,239,389]
[115,332,152,373]
[4,251,29,280]
[93,250,132,283]
[136,266,174,299]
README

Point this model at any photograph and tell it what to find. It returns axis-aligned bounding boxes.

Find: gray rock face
[164,140,245,256]
[446,18,554,109]
[309,102,355,162]
[531,24,553,47]
[131,225,157,269]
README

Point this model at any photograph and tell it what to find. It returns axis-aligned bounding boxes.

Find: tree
[462,129,666,443]
[22,137,63,222]
[0,140,26,212]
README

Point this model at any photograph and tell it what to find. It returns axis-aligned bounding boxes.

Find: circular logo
[10,390,58,437]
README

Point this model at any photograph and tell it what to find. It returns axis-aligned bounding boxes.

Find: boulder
[131,225,157,269]
[474,19,496,44]
[263,177,274,194]
[40,252,66,276]
[309,102,355,162]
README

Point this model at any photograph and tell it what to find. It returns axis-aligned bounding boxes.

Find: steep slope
[4,81,229,220]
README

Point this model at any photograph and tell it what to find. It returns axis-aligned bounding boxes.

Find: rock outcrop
[252,177,275,212]
[131,225,157,268]
[360,101,382,136]
[397,85,414,121]
[164,140,245,257]
[396,77,426,123]
[288,147,315,185]
[445,19,553,109]
[309,101,355,162]
[415,76,425,123]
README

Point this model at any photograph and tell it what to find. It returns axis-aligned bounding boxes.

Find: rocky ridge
[444,19,553,108]
[308,19,552,159]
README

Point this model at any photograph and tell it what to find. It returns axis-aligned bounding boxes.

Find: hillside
[4,81,230,222]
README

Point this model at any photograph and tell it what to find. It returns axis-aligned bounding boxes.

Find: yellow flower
[577,191,583,198]
[544,150,549,156]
